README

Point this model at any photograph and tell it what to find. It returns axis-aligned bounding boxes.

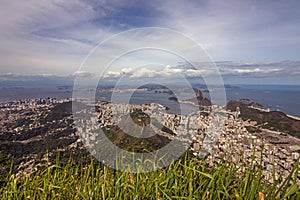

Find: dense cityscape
[1,94,299,186]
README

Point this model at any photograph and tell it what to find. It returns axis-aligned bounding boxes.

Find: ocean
[0,85,299,117]
[223,85,300,117]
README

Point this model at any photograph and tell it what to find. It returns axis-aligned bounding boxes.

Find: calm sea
[0,85,299,117]
[223,85,300,117]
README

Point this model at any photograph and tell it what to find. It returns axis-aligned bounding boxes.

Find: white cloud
[157,0,300,61]
[0,0,120,75]
[101,60,300,81]
[185,69,210,77]
[72,70,92,77]
[121,67,133,74]
[233,68,261,73]
[0,0,300,82]
[217,61,299,75]
[103,64,215,79]
[103,71,121,78]
[129,68,157,78]
[38,73,54,77]
[0,60,299,85]
[0,72,71,82]
[232,68,282,74]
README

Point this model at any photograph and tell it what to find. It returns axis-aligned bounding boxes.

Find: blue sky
[0,0,300,84]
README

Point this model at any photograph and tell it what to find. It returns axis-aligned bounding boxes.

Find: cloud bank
[0,0,299,84]
[101,61,300,82]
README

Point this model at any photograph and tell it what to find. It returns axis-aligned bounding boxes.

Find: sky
[0,0,300,85]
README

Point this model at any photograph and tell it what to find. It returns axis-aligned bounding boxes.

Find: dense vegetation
[41,101,73,123]
[104,125,171,153]
[0,152,299,199]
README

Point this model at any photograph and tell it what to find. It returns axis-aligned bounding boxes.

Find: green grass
[0,153,299,200]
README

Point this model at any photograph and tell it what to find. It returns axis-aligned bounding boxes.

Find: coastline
[0,85,300,120]
[287,114,300,121]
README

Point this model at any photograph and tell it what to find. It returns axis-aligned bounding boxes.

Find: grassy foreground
[0,154,299,200]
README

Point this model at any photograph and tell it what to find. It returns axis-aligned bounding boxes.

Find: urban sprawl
[0,97,299,184]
